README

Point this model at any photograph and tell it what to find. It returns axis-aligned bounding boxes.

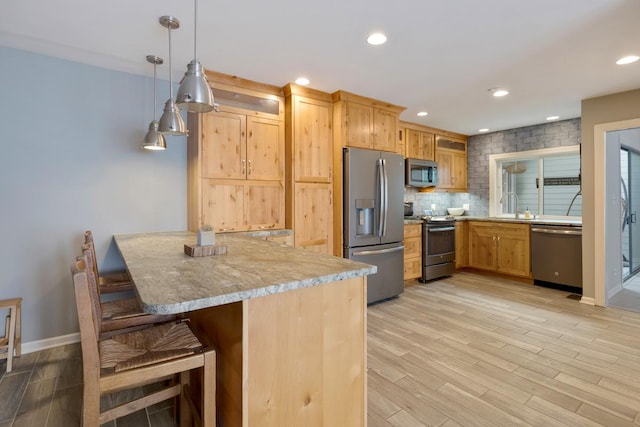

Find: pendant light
[143,55,167,151]
[158,16,187,135]
[176,0,215,113]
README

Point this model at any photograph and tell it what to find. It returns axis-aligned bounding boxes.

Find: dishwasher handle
[531,227,582,236]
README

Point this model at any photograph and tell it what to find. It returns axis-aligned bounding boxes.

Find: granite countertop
[403,216,582,226]
[455,216,582,226]
[114,231,376,315]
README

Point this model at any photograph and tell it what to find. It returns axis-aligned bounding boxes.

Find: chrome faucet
[500,192,519,219]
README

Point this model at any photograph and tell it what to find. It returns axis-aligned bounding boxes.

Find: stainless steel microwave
[405,158,438,187]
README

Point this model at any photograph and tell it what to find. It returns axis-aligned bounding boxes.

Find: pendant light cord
[153,63,157,120]
[168,26,173,99]
[193,0,198,60]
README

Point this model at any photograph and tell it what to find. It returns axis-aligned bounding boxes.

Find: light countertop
[404,216,582,226]
[114,231,376,314]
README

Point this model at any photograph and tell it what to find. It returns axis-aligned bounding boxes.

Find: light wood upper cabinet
[435,134,467,192]
[201,112,245,180]
[291,95,333,182]
[468,221,530,278]
[284,84,334,255]
[373,108,400,153]
[344,102,372,150]
[333,90,405,155]
[404,128,435,161]
[188,74,285,233]
[246,117,282,181]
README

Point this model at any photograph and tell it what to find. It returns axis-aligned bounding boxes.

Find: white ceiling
[2,0,639,135]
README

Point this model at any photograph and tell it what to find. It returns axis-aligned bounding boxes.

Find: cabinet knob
[248,159,253,175]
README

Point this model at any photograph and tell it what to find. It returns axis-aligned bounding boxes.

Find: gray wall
[403,118,582,216]
[0,47,187,344]
[467,118,582,216]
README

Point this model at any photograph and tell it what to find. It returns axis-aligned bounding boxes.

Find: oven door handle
[427,227,455,232]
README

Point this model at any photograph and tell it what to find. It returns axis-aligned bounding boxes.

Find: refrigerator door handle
[352,245,405,256]
[377,158,385,237]
[381,158,388,236]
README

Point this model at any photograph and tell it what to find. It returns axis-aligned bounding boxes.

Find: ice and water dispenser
[355,199,376,237]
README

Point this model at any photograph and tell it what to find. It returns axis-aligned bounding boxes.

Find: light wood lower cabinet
[201,179,284,232]
[293,182,333,253]
[455,221,468,268]
[404,223,422,281]
[468,221,531,278]
[188,276,366,426]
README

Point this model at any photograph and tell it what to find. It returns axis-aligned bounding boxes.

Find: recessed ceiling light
[478,128,490,133]
[489,88,509,97]
[417,111,428,117]
[616,55,639,65]
[367,33,387,45]
[546,116,560,121]
[295,77,310,86]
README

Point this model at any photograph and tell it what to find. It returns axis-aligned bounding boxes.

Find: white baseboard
[580,296,596,306]
[21,333,80,355]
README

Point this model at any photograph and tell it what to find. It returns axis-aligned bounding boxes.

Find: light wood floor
[3,271,640,426]
[368,271,640,426]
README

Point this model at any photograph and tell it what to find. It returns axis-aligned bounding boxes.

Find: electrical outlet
[463,204,470,210]
[431,203,436,211]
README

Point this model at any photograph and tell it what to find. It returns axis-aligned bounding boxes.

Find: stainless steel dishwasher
[531,224,582,289]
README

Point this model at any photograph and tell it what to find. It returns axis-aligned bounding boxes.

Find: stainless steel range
[406,215,456,282]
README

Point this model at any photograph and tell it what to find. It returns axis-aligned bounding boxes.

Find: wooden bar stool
[0,297,21,373]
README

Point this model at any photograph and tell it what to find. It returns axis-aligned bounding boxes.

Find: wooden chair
[80,247,176,337]
[83,230,134,294]
[71,255,216,426]
[0,297,21,373]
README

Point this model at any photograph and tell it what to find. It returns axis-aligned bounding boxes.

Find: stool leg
[14,301,21,357]
[7,307,16,373]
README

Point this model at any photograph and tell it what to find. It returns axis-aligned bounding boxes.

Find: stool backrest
[76,249,103,334]
[70,256,101,388]
[83,230,101,282]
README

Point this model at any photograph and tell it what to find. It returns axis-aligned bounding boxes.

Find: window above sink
[489,145,582,219]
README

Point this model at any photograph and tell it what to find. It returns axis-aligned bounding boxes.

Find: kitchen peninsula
[114,231,375,426]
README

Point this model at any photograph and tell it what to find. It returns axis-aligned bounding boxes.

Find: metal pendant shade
[158,16,187,136]
[143,120,166,150]
[176,0,215,113]
[143,55,167,151]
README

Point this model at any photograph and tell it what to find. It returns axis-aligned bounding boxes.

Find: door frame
[594,118,640,306]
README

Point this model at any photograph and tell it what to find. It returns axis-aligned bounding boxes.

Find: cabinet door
[201,180,245,232]
[294,97,333,182]
[455,221,468,268]
[452,152,467,191]
[405,129,422,159]
[436,150,454,189]
[246,117,283,181]
[373,108,398,153]
[344,102,372,149]
[469,223,496,270]
[201,112,246,180]
[495,225,530,277]
[245,181,284,231]
[422,132,435,161]
[294,182,333,254]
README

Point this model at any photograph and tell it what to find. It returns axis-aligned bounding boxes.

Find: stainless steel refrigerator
[343,147,405,304]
